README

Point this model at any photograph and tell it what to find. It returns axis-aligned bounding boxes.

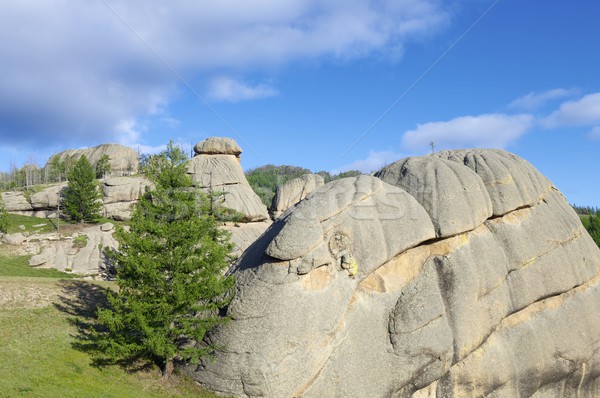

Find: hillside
[0,248,225,398]
[245,165,362,206]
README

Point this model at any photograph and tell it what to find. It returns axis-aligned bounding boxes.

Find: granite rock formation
[46,143,139,175]
[188,138,268,222]
[269,173,325,220]
[102,176,151,221]
[188,137,270,256]
[26,223,118,275]
[192,149,600,398]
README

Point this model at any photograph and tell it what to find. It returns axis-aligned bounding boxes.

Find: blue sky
[1,0,599,206]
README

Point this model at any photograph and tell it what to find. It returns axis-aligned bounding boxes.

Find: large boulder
[194,136,242,157]
[1,191,33,212]
[191,150,600,398]
[102,176,151,220]
[375,157,492,238]
[30,184,66,210]
[46,143,139,175]
[28,224,118,275]
[188,138,268,222]
[269,174,325,219]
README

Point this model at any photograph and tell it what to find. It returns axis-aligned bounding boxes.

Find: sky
[1,0,599,206]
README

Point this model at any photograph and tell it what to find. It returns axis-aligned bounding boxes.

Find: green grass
[4,213,59,235]
[72,234,88,249]
[0,254,76,278]
[0,278,225,398]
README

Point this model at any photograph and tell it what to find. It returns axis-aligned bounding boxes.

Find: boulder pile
[192,149,600,398]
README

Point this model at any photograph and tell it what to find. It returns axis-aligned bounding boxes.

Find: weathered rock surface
[434,148,552,216]
[46,143,138,175]
[269,174,325,219]
[191,149,600,398]
[102,176,151,220]
[188,138,268,222]
[1,191,33,212]
[222,221,272,258]
[194,136,242,157]
[3,176,150,221]
[30,184,66,210]
[375,157,492,238]
[28,224,118,275]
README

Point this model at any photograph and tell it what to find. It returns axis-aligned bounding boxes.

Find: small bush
[72,234,89,249]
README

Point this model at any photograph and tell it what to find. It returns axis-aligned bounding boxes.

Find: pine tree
[61,156,103,223]
[586,213,600,248]
[95,141,235,379]
[95,154,111,179]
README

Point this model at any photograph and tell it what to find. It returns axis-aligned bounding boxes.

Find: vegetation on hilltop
[246,165,362,206]
[572,204,600,215]
[573,204,600,248]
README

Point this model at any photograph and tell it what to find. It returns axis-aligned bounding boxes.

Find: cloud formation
[402,113,535,151]
[542,92,600,128]
[0,0,450,149]
[508,88,576,111]
[208,77,278,102]
[589,126,600,140]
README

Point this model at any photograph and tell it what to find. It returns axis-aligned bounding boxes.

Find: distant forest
[245,165,361,207]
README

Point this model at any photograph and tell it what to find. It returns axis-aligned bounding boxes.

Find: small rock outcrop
[27,224,118,275]
[192,149,600,398]
[188,137,269,223]
[102,176,151,220]
[46,143,139,175]
[2,176,150,221]
[194,137,242,158]
[1,191,33,212]
[269,173,325,219]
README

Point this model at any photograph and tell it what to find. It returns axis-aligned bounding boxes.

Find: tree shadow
[53,279,154,372]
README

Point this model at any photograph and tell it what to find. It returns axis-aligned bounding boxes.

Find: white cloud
[508,88,576,111]
[402,113,535,152]
[334,150,404,174]
[542,92,600,128]
[589,126,600,140]
[208,77,278,102]
[0,0,451,149]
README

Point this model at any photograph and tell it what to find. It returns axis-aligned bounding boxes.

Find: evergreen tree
[95,154,111,179]
[586,213,600,248]
[95,141,235,379]
[0,196,8,234]
[61,156,103,223]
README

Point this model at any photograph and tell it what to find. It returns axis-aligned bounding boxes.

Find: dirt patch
[0,278,62,309]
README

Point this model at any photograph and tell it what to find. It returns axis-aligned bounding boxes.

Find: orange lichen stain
[486,207,532,226]
[502,271,600,329]
[300,266,333,291]
[358,226,485,294]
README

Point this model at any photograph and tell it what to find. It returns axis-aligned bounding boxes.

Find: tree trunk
[162,358,174,381]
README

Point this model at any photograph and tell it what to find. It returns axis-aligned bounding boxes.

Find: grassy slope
[4,213,58,235]
[0,252,225,398]
[0,255,76,278]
